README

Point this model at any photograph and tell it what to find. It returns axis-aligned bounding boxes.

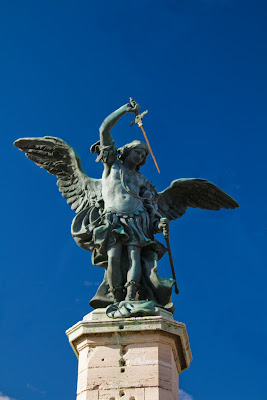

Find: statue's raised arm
[99,101,140,146]
[90,101,140,172]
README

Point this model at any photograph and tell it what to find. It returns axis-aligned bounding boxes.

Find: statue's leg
[107,242,124,302]
[125,245,142,301]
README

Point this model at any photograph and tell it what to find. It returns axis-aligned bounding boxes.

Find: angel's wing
[157,178,239,221]
[14,136,102,214]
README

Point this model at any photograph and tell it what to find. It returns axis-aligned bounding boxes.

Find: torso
[102,161,145,213]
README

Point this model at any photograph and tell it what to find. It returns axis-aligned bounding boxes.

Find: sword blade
[140,125,160,174]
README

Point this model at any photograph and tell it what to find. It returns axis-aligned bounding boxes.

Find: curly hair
[117,140,149,171]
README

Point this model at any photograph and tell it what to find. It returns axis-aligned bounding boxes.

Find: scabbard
[164,234,179,295]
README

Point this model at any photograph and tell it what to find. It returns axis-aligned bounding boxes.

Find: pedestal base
[66,308,192,400]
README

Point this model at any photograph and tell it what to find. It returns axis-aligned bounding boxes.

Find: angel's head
[118,140,149,171]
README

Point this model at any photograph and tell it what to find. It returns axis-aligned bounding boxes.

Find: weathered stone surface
[66,308,192,400]
[98,388,145,400]
[145,387,175,400]
[75,390,99,400]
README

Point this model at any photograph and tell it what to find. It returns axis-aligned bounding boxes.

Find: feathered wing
[14,136,102,213]
[157,178,239,221]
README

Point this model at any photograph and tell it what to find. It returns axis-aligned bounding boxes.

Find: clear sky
[1,1,266,400]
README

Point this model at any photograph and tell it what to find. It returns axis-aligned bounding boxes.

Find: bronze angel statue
[14,99,238,318]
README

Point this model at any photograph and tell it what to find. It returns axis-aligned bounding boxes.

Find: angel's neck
[123,160,138,171]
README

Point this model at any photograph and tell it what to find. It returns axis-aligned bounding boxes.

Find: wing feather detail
[14,136,102,213]
[158,178,238,221]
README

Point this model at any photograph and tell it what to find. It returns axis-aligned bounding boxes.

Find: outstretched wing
[157,178,239,221]
[14,136,102,213]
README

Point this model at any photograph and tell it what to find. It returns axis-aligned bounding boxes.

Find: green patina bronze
[14,99,238,318]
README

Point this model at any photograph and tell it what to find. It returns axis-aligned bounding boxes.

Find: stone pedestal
[66,308,192,400]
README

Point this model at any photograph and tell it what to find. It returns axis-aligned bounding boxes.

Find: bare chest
[104,164,144,192]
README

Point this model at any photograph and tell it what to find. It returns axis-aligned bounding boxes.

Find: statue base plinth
[66,308,192,400]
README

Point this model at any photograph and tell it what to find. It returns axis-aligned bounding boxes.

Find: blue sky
[1,1,266,399]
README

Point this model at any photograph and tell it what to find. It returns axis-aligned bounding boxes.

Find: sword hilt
[129,97,148,127]
[129,110,148,127]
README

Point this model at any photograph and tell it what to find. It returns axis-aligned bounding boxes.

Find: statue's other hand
[158,218,170,236]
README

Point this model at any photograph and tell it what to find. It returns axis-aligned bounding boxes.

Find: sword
[160,217,179,295]
[129,97,160,174]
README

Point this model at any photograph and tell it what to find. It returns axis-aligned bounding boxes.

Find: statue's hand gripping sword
[129,97,160,174]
